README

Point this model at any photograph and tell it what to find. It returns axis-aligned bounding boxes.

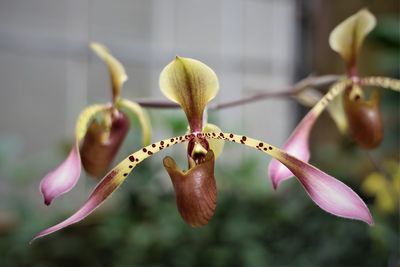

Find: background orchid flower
[329,9,376,79]
[39,42,151,206]
[329,9,385,149]
[269,9,400,189]
[33,57,374,242]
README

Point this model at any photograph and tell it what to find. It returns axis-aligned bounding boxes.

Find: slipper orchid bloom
[39,42,151,206]
[269,9,400,189]
[33,56,374,242]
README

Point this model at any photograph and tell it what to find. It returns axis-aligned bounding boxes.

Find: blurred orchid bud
[163,151,217,227]
[81,111,130,177]
[344,89,383,149]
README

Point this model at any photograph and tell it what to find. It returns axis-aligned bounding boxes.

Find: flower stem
[135,74,342,110]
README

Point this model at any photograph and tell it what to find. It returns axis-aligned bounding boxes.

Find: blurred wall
[0,0,296,157]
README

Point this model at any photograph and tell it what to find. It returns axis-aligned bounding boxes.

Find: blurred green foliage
[1,160,399,267]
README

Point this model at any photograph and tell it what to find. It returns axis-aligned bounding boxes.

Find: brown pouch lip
[344,89,383,149]
[80,111,130,178]
[163,151,217,227]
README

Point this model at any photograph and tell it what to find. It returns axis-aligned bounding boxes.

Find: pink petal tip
[32,169,120,243]
[281,153,373,225]
[40,144,81,205]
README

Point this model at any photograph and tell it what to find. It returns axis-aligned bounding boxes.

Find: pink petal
[40,144,81,205]
[202,131,372,224]
[268,111,317,189]
[280,152,373,225]
[32,135,192,242]
[32,168,121,242]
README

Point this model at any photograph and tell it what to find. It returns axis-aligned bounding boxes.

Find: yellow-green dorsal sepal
[159,56,219,132]
[90,42,128,102]
[329,9,376,66]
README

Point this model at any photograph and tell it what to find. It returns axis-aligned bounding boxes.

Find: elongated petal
[268,111,317,189]
[201,132,373,225]
[280,151,373,225]
[360,76,400,92]
[295,88,348,134]
[40,104,107,205]
[117,98,152,146]
[40,144,81,206]
[32,134,194,241]
[33,131,373,241]
[203,123,224,158]
[268,80,350,188]
[90,42,128,102]
[329,9,376,66]
[159,56,219,132]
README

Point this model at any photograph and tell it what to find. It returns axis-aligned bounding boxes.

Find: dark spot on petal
[142,148,147,152]
[152,144,156,148]
[129,156,135,162]
[123,173,128,177]
[259,143,263,147]
[129,165,133,168]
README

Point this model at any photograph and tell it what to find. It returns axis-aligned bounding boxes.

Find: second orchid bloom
[268,9,400,189]
[39,42,151,206]
[33,56,374,242]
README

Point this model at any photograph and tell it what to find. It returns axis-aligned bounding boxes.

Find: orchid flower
[39,42,151,206]
[32,56,374,242]
[269,9,400,189]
